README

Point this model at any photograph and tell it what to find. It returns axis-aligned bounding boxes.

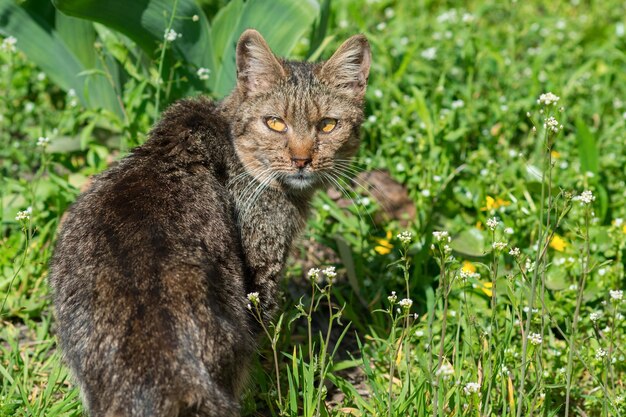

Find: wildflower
[590,311,602,322]
[164,29,182,42]
[307,268,321,282]
[595,348,607,360]
[509,247,521,257]
[537,92,560,106]
[361,197,371,206]
[373,89,383,98]
[374,230,393,255]
[436,362,454,379]
[492,241,507,251]
[247,292,260,306]
[398,298,413,309]
[37,136,50,148]
[197,67,210,80]
[528,332,543,345]
[322,266,337,281]
[504,227,514,235]
[421,189,431,197]
[415,330,424,337]
[551,150,561,159]
[463,382,481,395]
[397,231,412,244]
[473,281,493,297]
[486,217,499,230]
[481,196,511,211]
[461,260,476,275]
[451,99,464,109]
[610,290,623,302]
[192,14,199,22]
[421,47,437,61]
[387,291,397,304]
[15,207,32,222]
[574,190,595,205]
[1,36,17,53]
[543,116,562,133]
[549,234,567,252]
[432,231,451,242]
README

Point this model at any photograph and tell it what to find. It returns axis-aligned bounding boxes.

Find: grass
[2,0,626,416]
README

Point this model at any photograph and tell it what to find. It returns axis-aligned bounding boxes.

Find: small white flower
[404,135,415,143]
[395,163,405,172]
[360,197,371,206]
[537,92,560,106]
[1,36,17,53]
[574,190,595,205]
[528,332,543,345]
[492,241,508,251]
[196,67,210,80]
[509,247,521,257]
[432,231,451,242]
[164,29,182,42]
[610,290,623,301]
[246,292,260,305]
[397,231,413,244]
[486,217,499,230]
[436,362,454,379]
[307,268,321,282]
[504,227,514,235]
[595,348,607,360]
[421,189,431,197]
[543,116,562,133]
[398,298,413,309]
[322,266,337,281]
[36,72,46,81]
[37,136,50,148]
[376,22,386,31]
[15,207,32,222]
[192,14,199,22]
[421,47,437,61]
[463,382,481,395]
[415,330,424,337]
[374,89,383,98]
[384,7,395,19]
[367,115,377,123]
[614,218,624,227]
[451,99,464,109]
[590,311,602,322]
[387,291,397,304]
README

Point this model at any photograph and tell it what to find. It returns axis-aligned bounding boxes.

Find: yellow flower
[550,150,561,159]
[549,234,567,252]
[462,261,476,274]
[374,230,393,255]
[623,225,626,235]
[481,195,511,211]
[475,221,483,230]
[476,281,493,297]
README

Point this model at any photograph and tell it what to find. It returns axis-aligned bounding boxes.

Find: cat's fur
[49,30,370,417]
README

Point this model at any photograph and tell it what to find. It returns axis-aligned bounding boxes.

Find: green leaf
[450,228,486,257]
[208,0,320,97]
[575,118,599,176]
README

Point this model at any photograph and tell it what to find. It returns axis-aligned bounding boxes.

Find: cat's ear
[319,35,371,98]
[236,29,286,95]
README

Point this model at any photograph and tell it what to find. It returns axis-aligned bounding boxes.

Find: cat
[49,29,370,417]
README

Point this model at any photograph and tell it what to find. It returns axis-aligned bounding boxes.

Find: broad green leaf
[575,118,599,175]
[450,228,486,257]
[209,0,320,97]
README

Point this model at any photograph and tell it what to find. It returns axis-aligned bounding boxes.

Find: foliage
[2,0,626,416]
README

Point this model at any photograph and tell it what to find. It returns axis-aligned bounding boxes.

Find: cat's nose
[291,157,312,169]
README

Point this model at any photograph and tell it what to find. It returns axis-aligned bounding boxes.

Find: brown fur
[49,30,370,417]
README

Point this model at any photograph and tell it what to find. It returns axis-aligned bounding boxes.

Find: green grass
[2,0,626,416]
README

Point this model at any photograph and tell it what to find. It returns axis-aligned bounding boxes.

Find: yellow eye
[265,116,287,132]
[319,118,337,133]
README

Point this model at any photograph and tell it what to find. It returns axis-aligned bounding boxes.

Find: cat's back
[49,97,250,417]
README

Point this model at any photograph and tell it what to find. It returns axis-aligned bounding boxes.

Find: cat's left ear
[319,34,371,99]
[236,29,286,95]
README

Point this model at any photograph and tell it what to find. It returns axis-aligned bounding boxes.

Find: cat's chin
[283,173,317,191]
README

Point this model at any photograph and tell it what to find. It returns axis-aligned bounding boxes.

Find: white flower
[398,298,413,309]
[387,291,397,304]
[436,362,454,379]
[307,268,321,282]
[15,207,32,222]
[415,330,424,337]
[397,231,413,244]
[367,115,377,123]
[615,218,624,227]
[421,189,431,197]
[451,99,465,109]
[373,89,383,98]
[590,311,602,322]
[528,332,543,345]
[463,382,481,395]
[192,14,199,22]
[509,247,521,257]
[537,92,560,106]
[486,217,499,230]
[504,227,514,235]
[322,266,337,281]
[37,136,50,148]
[1,36,17,53]
[595,348,607,360]
[610,290,623,301]
[543,116,563,133]
[492,241,507,251]
[432,231,451,242]
[361,197,371,206]
[164,29,182,42]
[196,67,210,80]
[421,47,437,61]
[574,190,595,205]
[247,292,260,305]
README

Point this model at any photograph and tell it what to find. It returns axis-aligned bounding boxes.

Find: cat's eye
[265,116,288,133]
[319,118,338,133]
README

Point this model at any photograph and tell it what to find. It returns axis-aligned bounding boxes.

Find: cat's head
[228,29,370,193]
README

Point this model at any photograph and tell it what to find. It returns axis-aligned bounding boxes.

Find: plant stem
[154,0,180,122]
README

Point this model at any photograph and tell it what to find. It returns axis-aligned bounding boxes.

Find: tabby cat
[49,29,370,417]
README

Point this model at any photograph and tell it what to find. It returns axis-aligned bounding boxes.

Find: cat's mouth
[283,172,316,191]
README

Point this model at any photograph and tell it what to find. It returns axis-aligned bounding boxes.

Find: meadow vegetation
[2,0,626,416]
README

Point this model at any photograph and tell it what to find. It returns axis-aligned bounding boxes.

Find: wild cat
[49,29,370,417]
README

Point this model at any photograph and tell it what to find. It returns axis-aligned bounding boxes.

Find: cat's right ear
[319,34,371,99]
[236,29,286,96]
